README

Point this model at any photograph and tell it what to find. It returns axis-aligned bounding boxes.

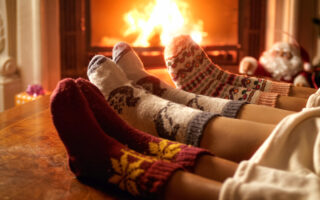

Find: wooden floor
[0,95,133,200]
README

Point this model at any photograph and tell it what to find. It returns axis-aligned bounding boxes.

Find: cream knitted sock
[164,35,291,107]
[87,55,218,146]
[165,35,291,94]
[112,42,246,118]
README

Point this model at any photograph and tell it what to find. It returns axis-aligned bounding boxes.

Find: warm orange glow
[147,68,176,87]
[123,0,206,47]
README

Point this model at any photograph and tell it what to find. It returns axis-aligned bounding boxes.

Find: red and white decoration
[239,42,313,87]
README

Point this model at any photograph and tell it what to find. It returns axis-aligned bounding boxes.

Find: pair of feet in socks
[110,36,319,111]
[50,78,211,197]
[85,37,299,147]
[111,35,291,107]
[51,35,320,198]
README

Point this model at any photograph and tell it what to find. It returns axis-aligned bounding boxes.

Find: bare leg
[201,117,274,162]
[239,88,310,113]
[237,104,295,124]
[276,96,307,112]
[164,170,222,200]
[193,155,237,182]
[289,86,316,99]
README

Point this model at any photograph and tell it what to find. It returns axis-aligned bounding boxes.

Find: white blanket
[220,107,320,200]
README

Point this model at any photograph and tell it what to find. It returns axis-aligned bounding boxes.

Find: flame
[123,0,206,47]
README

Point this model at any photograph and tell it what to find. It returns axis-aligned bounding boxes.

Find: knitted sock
[165,35,291,94]
[164,35,291,106]
[50,78,182,197]
[87,55,218,146]
[112,41,246,118]
[76,78,211,171]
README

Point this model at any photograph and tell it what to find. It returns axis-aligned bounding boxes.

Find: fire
[123,0,206,47]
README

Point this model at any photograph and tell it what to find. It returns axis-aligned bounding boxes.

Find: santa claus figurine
[239,42,313,87]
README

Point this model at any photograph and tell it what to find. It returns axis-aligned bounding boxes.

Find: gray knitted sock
[112,42,246,118]
[87,55,218,146]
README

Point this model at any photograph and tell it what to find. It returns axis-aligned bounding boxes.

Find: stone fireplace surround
[0,0,318,111]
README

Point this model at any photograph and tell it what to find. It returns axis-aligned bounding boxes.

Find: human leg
[237,104,295,124]
[164,170,222,200]
[276,95,308,111]
[289,86,316,99]
[201,117,274,162]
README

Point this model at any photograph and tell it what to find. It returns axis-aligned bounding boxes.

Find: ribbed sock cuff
[186,112,219,146]
[175,146,212,171]
[141,161,182,196]
[222,100,247,118]
[256,92,279,107]
[268,82,291,96]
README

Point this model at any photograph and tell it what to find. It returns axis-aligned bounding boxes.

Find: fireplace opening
[89,0,240,68]
[59,0,266,79]
[90,0,238,47]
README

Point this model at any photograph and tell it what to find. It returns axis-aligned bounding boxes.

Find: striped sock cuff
[256,92,279,107]
[186,112,219,146]
[175,146,212,171]
[141,160,183,196]
[222,100,247,118]
[268,82,291,96]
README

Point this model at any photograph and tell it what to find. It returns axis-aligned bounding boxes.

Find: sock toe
[76,77,104,96]
[87,55,107,76]
[164,35,195,60]
[87,55,131,90]
[50,78,78,113]
[112,42,132,63]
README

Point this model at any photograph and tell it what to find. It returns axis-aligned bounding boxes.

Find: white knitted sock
[112,42,246,118]
[87,55,218,146]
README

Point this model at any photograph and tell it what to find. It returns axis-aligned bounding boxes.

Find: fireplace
[59,0,266,79]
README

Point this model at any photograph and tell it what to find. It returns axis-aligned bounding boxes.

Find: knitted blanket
[220,107,320,200]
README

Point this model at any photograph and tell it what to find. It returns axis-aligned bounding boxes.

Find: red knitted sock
[164,35,291,96]
[50,78,182,197]
[75,77,211,171]
[164,35,291,107]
